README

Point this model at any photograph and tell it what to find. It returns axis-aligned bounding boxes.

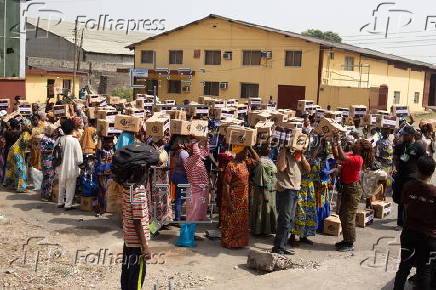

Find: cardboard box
[325,111,343,123]
[86,107,96,119]
[214,107,237,120]
[18,104,32,116]
[96,110,118,122]
[107,96,121,105]
[165,99,176,105]
[198,96,213,104]
[80,196,95,212]
[0,99,10,111]
[356,209,375,228]
[237,104,248,115]
[316,109,326,118]
[146,116,170,136]
[226,127,257,146]
[277,109,296,119]
[372,201,392,219]
[270,111,287,124]
[114,115,142,133]
[370,109,390,116]
[350,105,367,117]
[336,107,350,117]
[362,114,380,126]
[218,119,244,135]
[297,100,314,111]
[392,105,409,117]
[212,100,226,109]
[167,110,187,120]
[280,121,303,130]
[193,105,209,117]
[226,99,238,107]
[314,117,347,137]
[255,121,274,142]
[249,97,262,106]
[248,111,271,127]
[291,132,309,151]
[53,105,70,117]
[127,108,146,118]
[377,115,399,129]
[170,119,191,135]
[97,119,122,136]
[323,214,342,236]
[190,120,208,138]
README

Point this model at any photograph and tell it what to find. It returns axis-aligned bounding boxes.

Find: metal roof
[27,18,153,56]
[127,14,436,70]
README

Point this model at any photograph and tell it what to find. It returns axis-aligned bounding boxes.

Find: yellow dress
[4,132,31,191]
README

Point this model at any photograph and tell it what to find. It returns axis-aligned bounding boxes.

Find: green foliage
[111,87,133,100]
[301,29,342,43]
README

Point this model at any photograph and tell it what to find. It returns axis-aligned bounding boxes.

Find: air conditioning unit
[219,82,229,89]
[261,50,272,59]
[223,51,232,60]
[182,86,191,92]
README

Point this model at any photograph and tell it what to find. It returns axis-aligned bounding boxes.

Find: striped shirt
[122,184,150,247]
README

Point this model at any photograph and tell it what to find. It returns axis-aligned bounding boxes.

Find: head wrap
[232,145,245,155]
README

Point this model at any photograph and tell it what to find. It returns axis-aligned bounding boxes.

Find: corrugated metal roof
[127,14,436,70]
[27,18,153,55]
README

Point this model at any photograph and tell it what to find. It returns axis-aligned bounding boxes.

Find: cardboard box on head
[167,110,187,120]
[314,117,347,137]
[325,111,343,123]
[362,114,380,126]
[0,99,10,112]
[291,132,309,151]
[255,121,274,144]
[114,115,142,133]
[97,119,122,136]
[190,120,208,138]
[170,119,191,136]
[53,105,70,118]
[377,115,399,129]
[391,105,409,117]
[145,116,170,137]
[297,100,314,112]
[350,105,367,117]
[226,126,257,146]
[336,107,350,117]
[96,110,118,122]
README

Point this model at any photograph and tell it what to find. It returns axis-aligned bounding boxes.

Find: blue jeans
[273,189,299,252]
[171,172,188,221]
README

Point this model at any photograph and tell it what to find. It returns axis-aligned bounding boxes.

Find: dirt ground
[0,185,421,290]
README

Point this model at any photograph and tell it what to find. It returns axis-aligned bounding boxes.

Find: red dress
[220,160,250,248]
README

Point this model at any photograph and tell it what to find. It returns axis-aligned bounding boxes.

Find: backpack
[112,143,160,184]
[52,138,64,168]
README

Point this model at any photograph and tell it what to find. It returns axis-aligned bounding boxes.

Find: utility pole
[72,20,78,98]
[77,28,84,71]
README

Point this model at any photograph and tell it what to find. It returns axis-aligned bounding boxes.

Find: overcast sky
[25,0,436,64]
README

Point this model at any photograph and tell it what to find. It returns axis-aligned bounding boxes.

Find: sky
[24,0,436,64]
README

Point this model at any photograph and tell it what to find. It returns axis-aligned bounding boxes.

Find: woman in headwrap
[30,113,46,170]
[79,118,97,155]
[72,116,84,139]
[3,120,32,192]
[220,146,257,248]
[95,136,115,213]
[40,124,57,201]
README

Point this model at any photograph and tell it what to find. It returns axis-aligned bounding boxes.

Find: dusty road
[1,184,423,290]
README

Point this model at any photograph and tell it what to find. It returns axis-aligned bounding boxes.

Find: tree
[301,29,342,43]
[111,87,133,100]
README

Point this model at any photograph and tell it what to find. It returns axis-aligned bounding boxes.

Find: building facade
[0,0,26,102]
[129,14,436,111]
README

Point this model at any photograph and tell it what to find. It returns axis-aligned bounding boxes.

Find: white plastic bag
[31,167,43,191]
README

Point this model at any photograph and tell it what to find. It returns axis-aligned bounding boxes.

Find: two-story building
[128,14,436,111]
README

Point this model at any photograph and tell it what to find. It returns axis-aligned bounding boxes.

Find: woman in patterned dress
[40,124,57,201]
[220,146,257,248]
[95,136,114,213]
[4,126,31,192]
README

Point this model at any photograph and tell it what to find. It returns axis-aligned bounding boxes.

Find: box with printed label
[52,105,70,117]
[80,196,95,212]
[323,214,342,236]
[146,116,170,137]
[391,105,409,117]
[291,132,309,151]
[126,108,146,118]
[297,100,314,112]
[336,107,350,117]
[190,120,208,138]
[114,115,142,133]
[314,117,347,137]
[97,119,122,136]
[96,110,118,122]
[325,111,343,123]
[167,110,187,120]
[226,99,238,107]
[356,209,374,228]
[362,114,380,126]
[170,119,191,136]
[255,121,274,143]
[226,127,257,146]
[0,99,10,111]
[249,98,262,106]
[350,105,367,117]
[372,201,392,219]
[377,115,399,129]
[107,96,121,105]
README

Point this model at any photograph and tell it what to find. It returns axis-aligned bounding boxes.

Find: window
[285,50,302,67]
[63,79,71,90]
[169,50,183,64]
[205,50,221,65]
[329,52,335,60]
[243,50,261,65]
[141,50,154,64]
[194,49,201,58]
[344,56,354,71]
[204,82,220,96]
[241,83,259,99]
[414,92,420,104]
[168,80,181,94]
[393,91,400,105]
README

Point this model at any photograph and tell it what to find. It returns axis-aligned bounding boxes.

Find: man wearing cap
[393,125,426,228]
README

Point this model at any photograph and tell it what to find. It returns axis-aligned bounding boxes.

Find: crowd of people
[1,96,435,290]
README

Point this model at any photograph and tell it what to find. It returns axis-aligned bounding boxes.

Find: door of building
[277,85,306,110]
[47,79,55,99]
